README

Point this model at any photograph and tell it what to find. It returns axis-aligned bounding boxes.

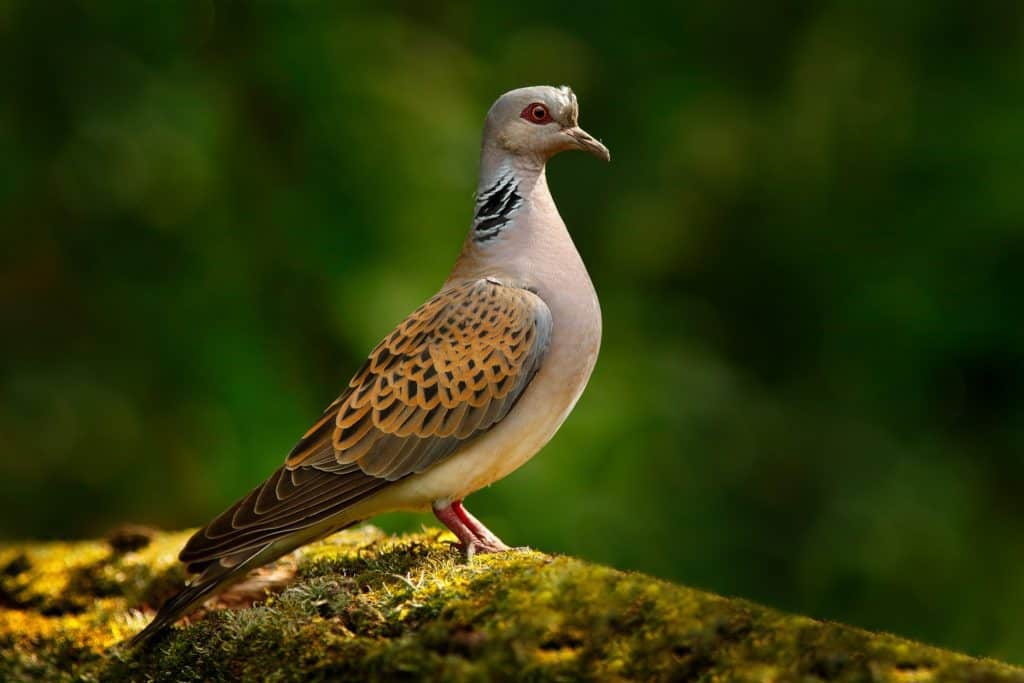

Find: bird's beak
[563,126,611,162]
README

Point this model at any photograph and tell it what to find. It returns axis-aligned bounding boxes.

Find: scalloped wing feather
[287,278,552,479]
[179,278,551,568]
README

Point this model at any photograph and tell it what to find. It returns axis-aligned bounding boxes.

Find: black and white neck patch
[473,174,522,243]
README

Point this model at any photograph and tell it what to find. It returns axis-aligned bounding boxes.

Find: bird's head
[483,85,610,163]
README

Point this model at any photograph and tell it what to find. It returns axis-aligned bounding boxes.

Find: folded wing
[180,278,551,569]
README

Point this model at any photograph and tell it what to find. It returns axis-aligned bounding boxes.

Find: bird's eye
[521,103,552,125]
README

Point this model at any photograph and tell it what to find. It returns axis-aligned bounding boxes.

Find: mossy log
[0,526,1020,682]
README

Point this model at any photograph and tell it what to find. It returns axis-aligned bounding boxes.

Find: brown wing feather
[179,278,551,569]
[286,278,552,479]
[179,464,386,569]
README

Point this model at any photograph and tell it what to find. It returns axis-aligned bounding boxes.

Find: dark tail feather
[127,545,270,648]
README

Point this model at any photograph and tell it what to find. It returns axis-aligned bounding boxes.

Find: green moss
[0,527,1021,682]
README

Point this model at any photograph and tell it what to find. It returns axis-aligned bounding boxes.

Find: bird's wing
[287,277,552,477]
[179,278,551,569]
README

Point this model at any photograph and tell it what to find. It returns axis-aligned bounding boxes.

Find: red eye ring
[521,102,553,125]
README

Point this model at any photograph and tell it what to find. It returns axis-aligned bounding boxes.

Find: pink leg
[453,502,509,549]
[432,500,511,558]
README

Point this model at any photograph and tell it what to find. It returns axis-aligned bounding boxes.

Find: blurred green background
[2,0,1022,664]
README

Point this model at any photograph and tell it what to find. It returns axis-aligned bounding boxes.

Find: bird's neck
[447,149,574,285]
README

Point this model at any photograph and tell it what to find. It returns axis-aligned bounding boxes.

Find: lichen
[0,527,1021,682]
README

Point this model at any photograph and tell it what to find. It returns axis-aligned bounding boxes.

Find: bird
[129,85,609,646]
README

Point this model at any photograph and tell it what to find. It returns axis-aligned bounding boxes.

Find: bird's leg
[432,500,510,558]
[451,501,510,550]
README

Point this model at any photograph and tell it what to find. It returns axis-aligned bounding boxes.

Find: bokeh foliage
[1,0,1022,664]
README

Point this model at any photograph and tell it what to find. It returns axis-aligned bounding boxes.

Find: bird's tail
[127,544,271,648]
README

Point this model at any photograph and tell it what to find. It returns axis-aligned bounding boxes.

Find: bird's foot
[433,499,520,560]
[461,537,511,560]
[454,540,533,560]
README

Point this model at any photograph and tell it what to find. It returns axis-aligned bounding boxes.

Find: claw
[433,500,514,560]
